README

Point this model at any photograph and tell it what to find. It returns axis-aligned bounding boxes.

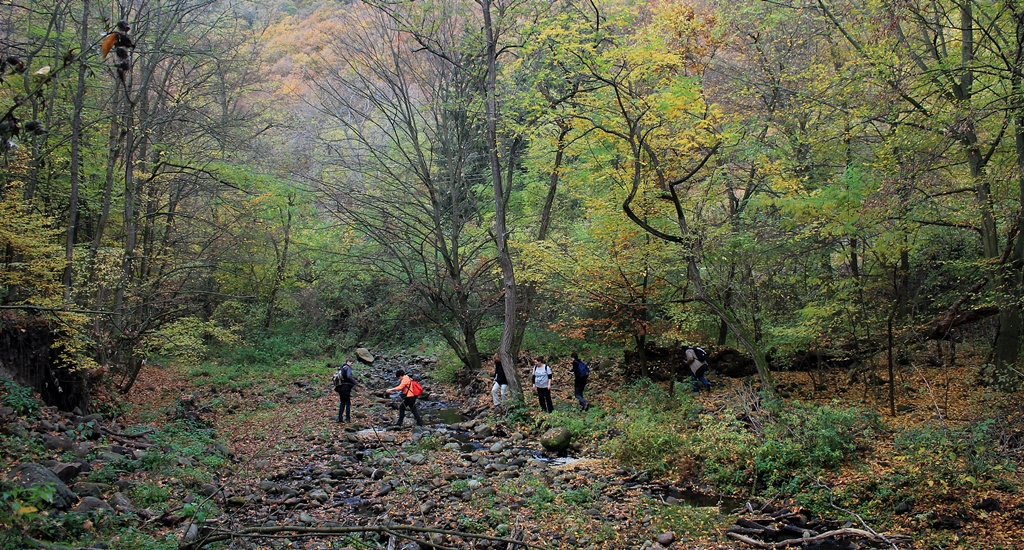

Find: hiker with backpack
[531,356,554,413]
[386,369,424,427]
[685,346,711,393]
[332,358,357,423]
[569,352,590,411]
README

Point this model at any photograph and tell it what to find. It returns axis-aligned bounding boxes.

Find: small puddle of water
[426,407,466,425]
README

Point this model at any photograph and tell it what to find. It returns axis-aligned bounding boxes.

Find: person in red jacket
[386,369,423,427]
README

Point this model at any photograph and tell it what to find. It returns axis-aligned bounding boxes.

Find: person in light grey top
[531,356,553,412]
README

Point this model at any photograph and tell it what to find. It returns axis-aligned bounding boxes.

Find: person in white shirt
[531,356,554,412]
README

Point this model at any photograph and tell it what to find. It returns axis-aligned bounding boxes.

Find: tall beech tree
[311,5,500,374]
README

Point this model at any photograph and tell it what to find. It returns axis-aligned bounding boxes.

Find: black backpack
[691,346,709,362]
[333,365,354,391]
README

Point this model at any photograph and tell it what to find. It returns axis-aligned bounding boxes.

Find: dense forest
[2,0,1022,393]
[2,0,1023,548]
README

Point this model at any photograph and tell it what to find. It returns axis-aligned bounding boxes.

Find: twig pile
[726,503,911,549]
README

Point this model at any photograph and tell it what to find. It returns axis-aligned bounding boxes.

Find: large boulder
[355,348,375,363]
[540,427,571,452]
[7,463,79,510]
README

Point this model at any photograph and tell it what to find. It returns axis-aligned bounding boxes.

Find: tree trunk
[515,123,569,357]
[265,195,293,331]
[481,0,521,398]
[64,0,89,305]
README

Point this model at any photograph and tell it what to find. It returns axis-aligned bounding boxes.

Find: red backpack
[409,379,424,397]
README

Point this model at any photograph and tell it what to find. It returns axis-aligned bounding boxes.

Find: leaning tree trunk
[481,0,521,398]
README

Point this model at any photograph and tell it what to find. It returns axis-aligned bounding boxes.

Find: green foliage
[753,400,878,492]
[0,379,39,417]
[544,406,609,443]
[181,500,219,523]
[130,484,171,510]
[211,325,332,371]
[560,483,603,507]
[426,341,463,385]
[893,420,1013,491]
[604,380,698,475]
[145,422,220,478]
[107,527,179,550]
[607,412,685,475]
[87,460,127,484]
[646,497,728,541]
[0,483,56,549]
[0,184,63,305]
[142,316,239,367]
[410,434,442,452]
[689,415,757,492]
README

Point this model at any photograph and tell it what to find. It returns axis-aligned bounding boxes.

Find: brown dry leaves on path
[120,357,1024,550]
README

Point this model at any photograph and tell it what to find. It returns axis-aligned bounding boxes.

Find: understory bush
[890,420,1014,495]
[605,385,879,496]
[753,400,879,492]
[0,378,39,417]
[689,415,757,493]
[212,324,332,369]
[604,380,699,475]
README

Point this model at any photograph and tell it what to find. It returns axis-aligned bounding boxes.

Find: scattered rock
[109,492,136,513]
[75,496,114,514]
[355,348,375,363]
[49,461,82,482]
[72,482,108,498]
[7,463,78,510]
[540,427,571,452]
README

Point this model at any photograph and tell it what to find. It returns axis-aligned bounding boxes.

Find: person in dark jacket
[332,358,357,422]
[569,352,590,411]
[491,353,509,408]
[685,347,711,393]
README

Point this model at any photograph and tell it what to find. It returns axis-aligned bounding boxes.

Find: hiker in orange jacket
[386,369,423,427]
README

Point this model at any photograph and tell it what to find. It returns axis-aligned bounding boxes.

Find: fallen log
[727,526,908,549]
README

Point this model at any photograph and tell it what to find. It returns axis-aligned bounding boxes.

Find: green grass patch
[129,483,170,510]
[645,496,730,541]
[753,399,879,493]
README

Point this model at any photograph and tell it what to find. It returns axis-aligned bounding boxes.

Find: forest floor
[117,356,1024,550]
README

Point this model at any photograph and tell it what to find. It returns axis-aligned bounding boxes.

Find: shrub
[130,484,170,510]
[689,416,757,492]
[891,420,1013,496]
[544,408,608,442]
[753,400,878,492]
[0,379,38,417]
[561,483,602,507]
[604,380,697,475]
[646,496,728,540]
[0,483,56,550]
[141,316,238,366]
